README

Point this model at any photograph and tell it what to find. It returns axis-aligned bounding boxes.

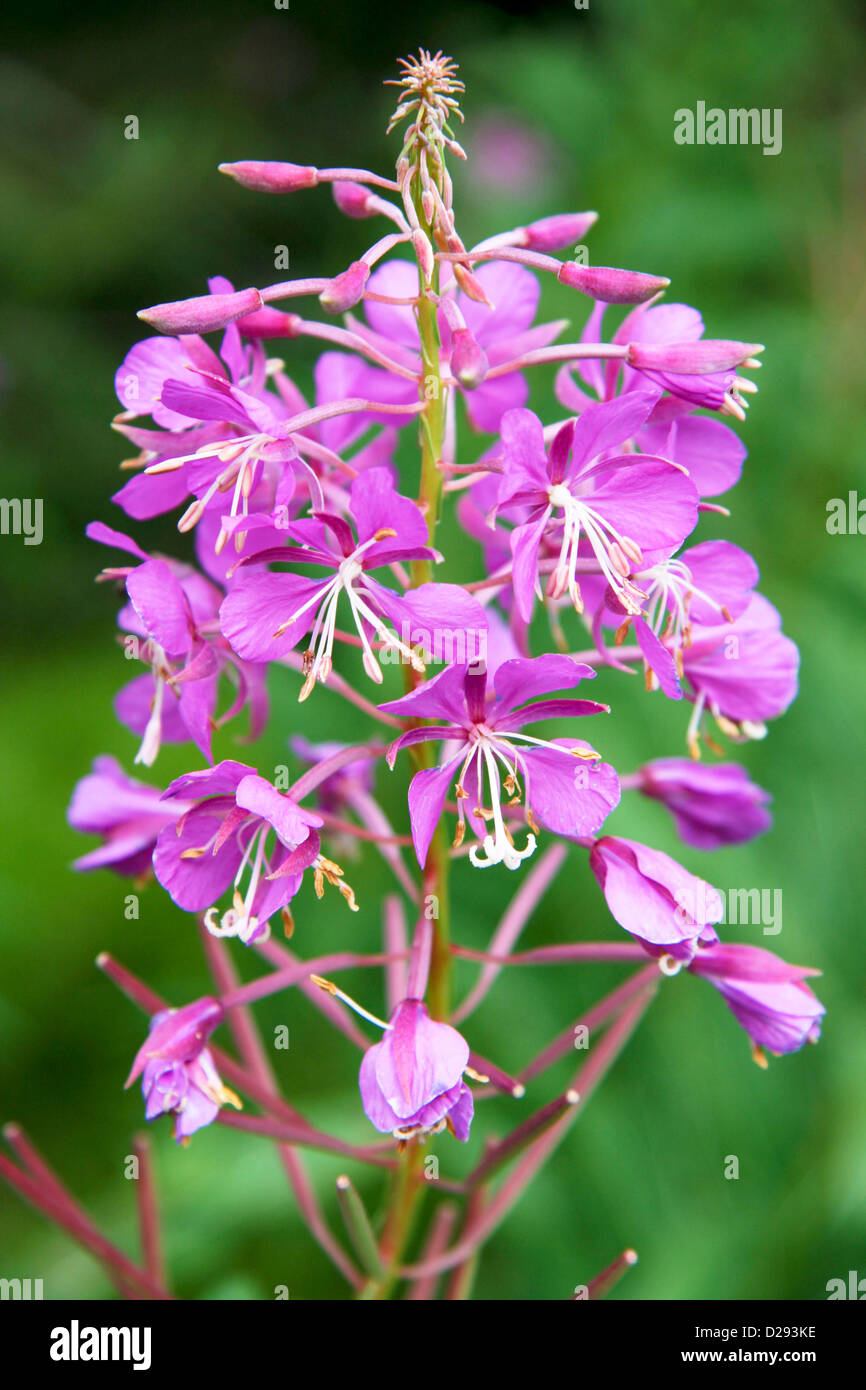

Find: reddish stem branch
[132,1135,165,1291]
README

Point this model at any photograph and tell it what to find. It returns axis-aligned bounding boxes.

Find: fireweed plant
[3,51,824,1301]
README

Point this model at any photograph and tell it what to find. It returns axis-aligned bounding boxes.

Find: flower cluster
[13,49,821,1299]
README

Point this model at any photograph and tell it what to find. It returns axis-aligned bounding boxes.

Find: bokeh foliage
[1,0,864,1299]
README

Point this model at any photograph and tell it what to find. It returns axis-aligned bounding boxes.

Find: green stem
[407,170,452,1023]
[358,1142,428,1299]
[362,158,455,1302]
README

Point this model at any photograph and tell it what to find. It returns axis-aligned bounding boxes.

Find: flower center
[204,821,270,944]
[273,530,425,700]
[635,557,731,694]
[457,734,536,871]
[545,485,645,615]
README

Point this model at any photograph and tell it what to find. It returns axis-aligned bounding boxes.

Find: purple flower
[153,760,325,943]
[88,522,267,763]
[381,655,619,869]
[125,998,240,1144]
[67,756,189,878]
[359,998,474,1141]
[495,394,700,622]
[687,943,824,1059]
[589,835,723,960]
[113,277,307,533]
[637,758,772,850]
[682,593,800,744]
[219,467,486,697]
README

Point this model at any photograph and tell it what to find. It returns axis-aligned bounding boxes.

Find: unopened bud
[138,286,263,335]
[234,307,302,339]
[558,261,670,305]
[412,229,435,283]
[450,328,488,390]
[219,160,318,193]
[453,262,494,307]
[332,181,374,217]
[520,211,598,252]
[627,340,765,374]
[319,261,371,314]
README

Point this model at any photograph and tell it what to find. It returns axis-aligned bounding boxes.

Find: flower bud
[626,340,765,374]
[412,228,435,283]
[453,261,494,307]
[318,261,371,314]
[450,328,488,389]
[520,211,598,252]
[332,180,375,217]
[137,287,263,335]
[233,306,302,339]
[218,160,318,193]
[558,261,670,305]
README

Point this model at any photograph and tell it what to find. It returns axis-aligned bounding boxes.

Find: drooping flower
[588,835,723,960]
[381,655,619,869]
[495,394,700,622]
[636,758,772,850]
[219,467,486,698]
[153,760,331,944]
[686,943,824,1060]
[67,756,189,878]
[556,299,761,439]
[125,998,240,1144]
[359,998,474,1141]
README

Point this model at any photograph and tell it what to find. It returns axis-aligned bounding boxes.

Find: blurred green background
[1,0,864,1300]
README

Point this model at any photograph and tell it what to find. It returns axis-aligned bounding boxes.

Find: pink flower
[382,655,618,869]
[687,943,824,1058]
[495,394,700,621]
[589,835,723,960]
[68,756,188,878]
[359,999,473,1141]
[126,998,241,1144]
[219,467,486,697]
[153,761,324,944]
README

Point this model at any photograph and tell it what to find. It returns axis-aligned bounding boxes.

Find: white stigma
[466,744,537,871]
[545,484,645,615]
[204,824,270,944]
